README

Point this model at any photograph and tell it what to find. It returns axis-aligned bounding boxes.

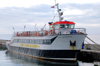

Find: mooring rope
[85,35,97,44]
[82,33,100,50]
[82,33,98,44]
[85,40,90,44]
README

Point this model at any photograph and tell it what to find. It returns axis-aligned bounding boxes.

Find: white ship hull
[7,34,86,61]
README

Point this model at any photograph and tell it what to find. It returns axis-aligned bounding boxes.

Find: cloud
[63,9,91,15]
[62,0,100,4]
[0,0,100,8]
[0,3,100,36]
[0,0,54,8]
[76,23,100,27]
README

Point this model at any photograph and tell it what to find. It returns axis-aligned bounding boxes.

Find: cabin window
[30,40,32,43]
[38,40,41,44]
[34,40,36,44]
[31,39,33,43]
[35,40,37,44]
[43,40,47,44]
[12,39,52,44]
[43,40,51,44]
[40,40,43,44]
[17,39,19,43]
[19,39,20,43]
[20,39,23,43]
[25,39,27,43]
[32,40,35,43]
[47,40,51,44]
[26,39,28,43]
[65,24,75,28]
[60,24,65,28]
[70,24,75,28]
[20,39,22,43]
[27,39,30,43]
[14,39,17,43]
[22,39,24,43]
[65,24,70,28]
[36,40,39,44]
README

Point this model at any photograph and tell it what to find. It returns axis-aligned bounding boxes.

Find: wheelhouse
[54,21,75,29]
[49,21,75,29]
[48,21,76,34]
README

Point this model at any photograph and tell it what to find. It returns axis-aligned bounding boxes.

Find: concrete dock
[79,44,100,62]
[0,39,8,49]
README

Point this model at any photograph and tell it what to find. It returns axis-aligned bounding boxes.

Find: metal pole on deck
[13,27,15,33]
[24,25,26,31]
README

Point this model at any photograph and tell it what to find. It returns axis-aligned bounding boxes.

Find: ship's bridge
[53,21,75,29]
[49,21,76,34]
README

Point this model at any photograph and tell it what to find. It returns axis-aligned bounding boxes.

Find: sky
[0,0,100,40]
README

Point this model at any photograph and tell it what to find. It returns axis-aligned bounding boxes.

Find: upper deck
[13,21,86,37]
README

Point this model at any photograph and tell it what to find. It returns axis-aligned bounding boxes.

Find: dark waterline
[0,50,79,66]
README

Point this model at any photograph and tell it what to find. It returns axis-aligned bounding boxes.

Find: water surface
[0,50,78,66]
[0,50,95,66]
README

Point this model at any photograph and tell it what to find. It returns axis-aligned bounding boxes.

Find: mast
[55,0,63,21]
[56,3,61,21]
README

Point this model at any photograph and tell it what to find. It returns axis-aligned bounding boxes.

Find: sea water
[0,50,95,66]
[0,34,100,66]
[0,50,79,66]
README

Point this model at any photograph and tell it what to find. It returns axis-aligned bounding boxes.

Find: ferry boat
[6,3,86,62]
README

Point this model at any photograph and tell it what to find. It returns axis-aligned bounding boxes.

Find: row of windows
[53,24,75,29]
[12,39,51,44]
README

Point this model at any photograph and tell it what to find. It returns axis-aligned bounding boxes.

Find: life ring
[77,31,80,33]
[45,31,48,35]
[22,32,24,36]
[26,32,29,36]
[25,32,27,36]
[38,32,41,36]
[49,30,53,35]
[15,32,17,36]
[36,32,37,36]
[31,33,34,36]
[18,33,20,36]
[21,33,23,36]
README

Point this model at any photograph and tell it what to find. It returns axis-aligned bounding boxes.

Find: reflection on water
[0,50,95,66]
[6,50,78,66]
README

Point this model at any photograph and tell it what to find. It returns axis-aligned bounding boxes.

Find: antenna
[35,24,38,31]
[24,25,26,31]
[41,24,46,31]
[12,27,15,33]
[54,0,63,21]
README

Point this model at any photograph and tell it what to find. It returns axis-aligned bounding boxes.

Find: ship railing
[53,28,86,34]
[74,28,86,34]
[13,28,86,37]
[13,30,48,37]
